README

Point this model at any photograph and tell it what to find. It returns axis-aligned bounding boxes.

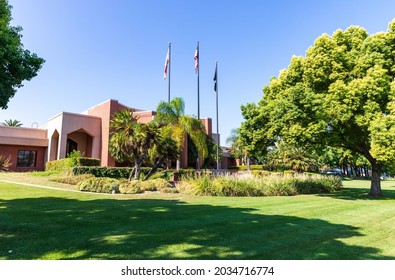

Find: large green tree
[240,20,395,196]
[0,0,45,109]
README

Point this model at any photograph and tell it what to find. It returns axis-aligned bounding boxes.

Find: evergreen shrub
[46,157,100,171]
[46,158,72,171]
[77,177,121,193]
[72,166,156,179]
[119,180,143,194]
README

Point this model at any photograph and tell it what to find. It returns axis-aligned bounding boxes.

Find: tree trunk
[134,156,142,180]
[369,162,382,197]
[144,156,165,181]
[128,167,135,182]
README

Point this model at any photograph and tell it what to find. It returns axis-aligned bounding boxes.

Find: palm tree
[145,136,179,180]
[2,119,22,127]
[109,109,161,180]
[155,97,208,170]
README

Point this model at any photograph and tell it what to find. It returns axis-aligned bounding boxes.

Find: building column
[57,132,68,159]
[91,136,101,161]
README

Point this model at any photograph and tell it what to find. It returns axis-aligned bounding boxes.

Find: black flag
[213,62,218,92]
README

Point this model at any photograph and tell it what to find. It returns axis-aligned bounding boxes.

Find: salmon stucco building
[0,99,232,172]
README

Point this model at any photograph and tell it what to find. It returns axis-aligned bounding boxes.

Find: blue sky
[2,0,395,145]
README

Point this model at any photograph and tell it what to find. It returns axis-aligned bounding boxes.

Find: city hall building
[0,99,225,172]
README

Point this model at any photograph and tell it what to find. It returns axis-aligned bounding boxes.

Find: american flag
[194,44,199,73]
[163,47,170,80]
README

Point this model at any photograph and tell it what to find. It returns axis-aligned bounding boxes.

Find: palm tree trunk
[144,156,165,180]
[134,156,142,180]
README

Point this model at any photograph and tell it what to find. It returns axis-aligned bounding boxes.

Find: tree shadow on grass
[0,197,392,260]
[318,187,395,201]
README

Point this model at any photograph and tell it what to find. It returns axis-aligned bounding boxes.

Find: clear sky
[2,0,395,145]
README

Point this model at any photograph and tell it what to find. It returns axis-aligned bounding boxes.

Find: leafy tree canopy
[240,20,395,196]
[0,0,45,109]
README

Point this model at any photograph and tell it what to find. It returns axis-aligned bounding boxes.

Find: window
[17,150,37,167]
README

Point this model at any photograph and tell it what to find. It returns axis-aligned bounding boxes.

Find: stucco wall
[43,112,101,161]
[0,125,48,146]
[0,145,46,172]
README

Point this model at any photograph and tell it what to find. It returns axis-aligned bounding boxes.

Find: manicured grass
[1,174,395,260]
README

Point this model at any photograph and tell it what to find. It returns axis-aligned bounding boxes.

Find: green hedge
[46,157,100,171]
[46,158,73,171]
[228,165,263,171]
[77,157,100,166]
[119,180,143,194]
[76,177,176,194]
[77,177,121,193]
[72,166,158,179]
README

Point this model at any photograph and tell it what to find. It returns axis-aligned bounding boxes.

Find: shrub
[294,174,343,194]
[119,180,143,194]
[148,170,174,181]
[46,158,72,171]
[46,157,100,172]
[187,176,215,196]
[160,187,179,193]
[251,170,271,177]
[261,176,298,196]
[139,178,172,191]
[119,178,175,194]
[78,177,121,193]
[228,165,263,171]
[77,157,100,167]
[72,166,156,179]
[213,176,263,196]
[179,173,342,197]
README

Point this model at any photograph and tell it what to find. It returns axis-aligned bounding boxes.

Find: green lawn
[1,175,395,260]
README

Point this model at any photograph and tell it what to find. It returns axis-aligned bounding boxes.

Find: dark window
[66,138,78,156]
[17,150,37,167]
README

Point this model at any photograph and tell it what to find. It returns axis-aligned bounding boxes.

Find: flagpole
[195,41,201,170]
[197,41,200,119]
[215,61,220,170]
[168,42,171,102]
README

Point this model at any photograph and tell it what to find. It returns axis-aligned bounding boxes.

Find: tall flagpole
[168,42,171,102]
[194,41,200,169]
[214,61,220,170]
[196,41,200,119]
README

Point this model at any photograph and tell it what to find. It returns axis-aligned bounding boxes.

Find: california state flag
[163,47,170,80]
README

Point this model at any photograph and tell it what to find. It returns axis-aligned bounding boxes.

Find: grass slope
[1,175,395,260]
